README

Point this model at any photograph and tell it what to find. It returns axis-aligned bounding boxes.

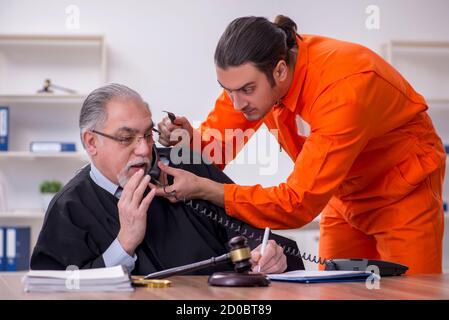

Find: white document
[26,265,127,280]
[22,265,133,292]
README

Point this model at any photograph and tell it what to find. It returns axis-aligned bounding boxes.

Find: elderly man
[30,83,303,275]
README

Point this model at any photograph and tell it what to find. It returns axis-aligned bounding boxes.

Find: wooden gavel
[144,236,252,279]
[144,235,270,287]
[37,79,77,94]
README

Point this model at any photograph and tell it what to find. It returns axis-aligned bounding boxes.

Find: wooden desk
[1,272,449,300]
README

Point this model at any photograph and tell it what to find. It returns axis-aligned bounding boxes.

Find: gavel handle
[50,84,77,94]
[144,253,231,279]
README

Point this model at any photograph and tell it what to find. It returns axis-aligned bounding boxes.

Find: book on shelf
[30,141,76,153]
[0,226,30,271]
[0,228,4,271]
[0,106,8,151]
[22,265,133,292]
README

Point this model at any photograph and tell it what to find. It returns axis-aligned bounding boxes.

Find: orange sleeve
[197,91,263,170]
[224,76,376,229]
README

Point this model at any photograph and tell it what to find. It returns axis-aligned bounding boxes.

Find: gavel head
[228,236,252,273]
[44,79,51,89]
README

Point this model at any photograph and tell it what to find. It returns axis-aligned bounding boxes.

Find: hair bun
[274,15,298,48]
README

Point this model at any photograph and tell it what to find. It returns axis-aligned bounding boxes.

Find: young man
[31,83,302,275]
[155,16,446,274]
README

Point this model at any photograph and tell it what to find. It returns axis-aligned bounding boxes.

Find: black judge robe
[31,148,304,275]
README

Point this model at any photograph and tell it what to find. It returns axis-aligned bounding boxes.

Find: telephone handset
[148,144,162,185]
[147,145,408,276]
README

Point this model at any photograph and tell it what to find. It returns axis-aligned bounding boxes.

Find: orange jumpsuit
[198,35,446,274]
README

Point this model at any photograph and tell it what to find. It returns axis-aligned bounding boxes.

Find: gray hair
[79,83,147,146]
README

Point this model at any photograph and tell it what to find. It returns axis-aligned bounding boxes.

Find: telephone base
[324,258,409,276]
[208,271,270,287]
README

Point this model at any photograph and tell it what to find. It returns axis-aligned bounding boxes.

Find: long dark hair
[214,15,300,87]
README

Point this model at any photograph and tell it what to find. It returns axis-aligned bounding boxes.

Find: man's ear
[83,131,98,156]
[273,60,289,83]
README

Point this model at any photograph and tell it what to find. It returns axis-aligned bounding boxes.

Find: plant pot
[41,193,57,211]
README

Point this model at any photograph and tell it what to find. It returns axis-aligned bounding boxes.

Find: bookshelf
[0,94,87,103]
[0,151,88,160]
[0,209,46,219]
[0,34,106,269]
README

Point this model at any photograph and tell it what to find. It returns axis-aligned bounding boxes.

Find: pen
[257,227,270,273]
[163,110,176,124]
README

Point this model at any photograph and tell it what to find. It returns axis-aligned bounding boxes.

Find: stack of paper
[22,265,134,292]
[268,270,376,283]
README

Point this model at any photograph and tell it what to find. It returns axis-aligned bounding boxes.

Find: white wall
[2,0,449,187]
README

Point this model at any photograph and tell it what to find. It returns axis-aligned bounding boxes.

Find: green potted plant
[40,180,62,210]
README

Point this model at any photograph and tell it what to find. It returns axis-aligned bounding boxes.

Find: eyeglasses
[91,128,160,147]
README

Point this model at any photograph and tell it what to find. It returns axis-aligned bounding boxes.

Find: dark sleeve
[30,200,107,270]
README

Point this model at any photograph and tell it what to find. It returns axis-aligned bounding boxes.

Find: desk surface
[1,272,449,300]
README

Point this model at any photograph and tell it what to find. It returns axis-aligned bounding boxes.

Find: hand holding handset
[148,110,182,185]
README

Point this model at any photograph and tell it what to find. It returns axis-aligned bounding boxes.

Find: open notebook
[267,270,377,283]
[22,265,133,292]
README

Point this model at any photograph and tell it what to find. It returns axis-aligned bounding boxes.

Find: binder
[267,270,375,283]
[0,106,9,151]
[30,141,76,152]
[5,227,31,271]
[0,227,5,271]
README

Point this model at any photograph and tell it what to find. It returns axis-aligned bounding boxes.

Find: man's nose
[231,93,248,112]
[134,137,152,156]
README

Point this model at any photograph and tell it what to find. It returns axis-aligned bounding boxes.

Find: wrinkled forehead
[104,98,153,131]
